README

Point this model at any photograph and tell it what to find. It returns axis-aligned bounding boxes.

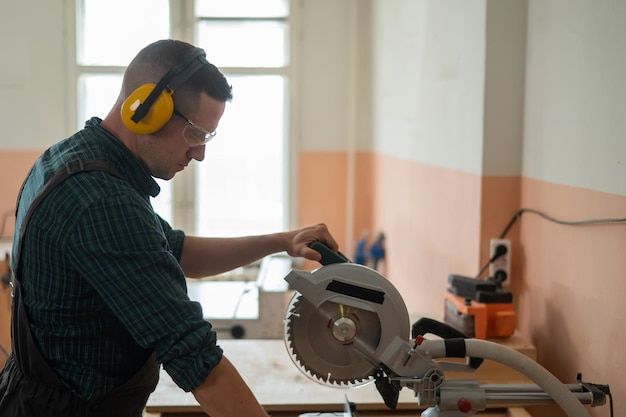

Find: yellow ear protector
[121,48,208,135]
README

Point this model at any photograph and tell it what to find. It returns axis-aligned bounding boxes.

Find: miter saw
[282,242,612,417]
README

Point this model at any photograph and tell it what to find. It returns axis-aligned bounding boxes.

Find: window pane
[196,0,288,18]
[197,20,287,67]
[151,179,172,225]
[77,74,122,127]
[77,0,169,66]
[195,75,286,237]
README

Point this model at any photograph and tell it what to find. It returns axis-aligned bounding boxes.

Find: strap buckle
[64,160,85,175]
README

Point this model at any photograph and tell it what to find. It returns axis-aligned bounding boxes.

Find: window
[75,0,291,235]
[76,0,170,119]
[193,0,289,236]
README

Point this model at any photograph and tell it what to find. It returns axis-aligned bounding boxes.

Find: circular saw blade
[285,293,381,387]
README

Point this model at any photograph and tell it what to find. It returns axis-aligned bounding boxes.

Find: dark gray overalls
[0,160,160,416]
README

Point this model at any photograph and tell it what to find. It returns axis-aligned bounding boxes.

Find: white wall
[372,0,487,175]
[0,0,68,150]
[298,0,352,152]
[482,0,527,176]
[370,0,626,196]
[523,0,626,196]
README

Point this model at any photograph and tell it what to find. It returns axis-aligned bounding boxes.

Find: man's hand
[283,223,339,262]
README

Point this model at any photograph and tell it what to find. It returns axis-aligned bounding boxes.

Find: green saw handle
[309,241,351,265]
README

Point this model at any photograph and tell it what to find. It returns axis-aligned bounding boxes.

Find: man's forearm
[179,223,337,278]
[192,355,269,417]
[179,234,288,278]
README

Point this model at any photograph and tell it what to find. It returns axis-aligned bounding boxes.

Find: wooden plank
[506,407,533,417]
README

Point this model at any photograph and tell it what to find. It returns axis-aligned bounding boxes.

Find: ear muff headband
[121,48,208,135]
[130,48,207,123]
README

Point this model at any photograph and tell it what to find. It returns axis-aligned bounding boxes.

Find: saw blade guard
[283,263,411,388]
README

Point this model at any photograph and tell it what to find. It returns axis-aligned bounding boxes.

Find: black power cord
[475,244,508,279]
[476,208,626,279]
[498,208,626,239]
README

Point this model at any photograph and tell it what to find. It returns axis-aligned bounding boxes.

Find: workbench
[144,336,536,417]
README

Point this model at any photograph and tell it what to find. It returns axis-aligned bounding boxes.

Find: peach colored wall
[479,176,521,265]
[370,153,481,316]
[298,151,349,271]
[517,178,625,417]
[373,154,474,311]
[352,152,375,246]
[297,150,375,270]
[0,151,41,239]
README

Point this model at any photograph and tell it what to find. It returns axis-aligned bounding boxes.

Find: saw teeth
[285,295,356,386]
[284,293,376,387]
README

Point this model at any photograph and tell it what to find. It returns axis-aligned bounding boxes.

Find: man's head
[121,40,232,133]
[104,39,233,180]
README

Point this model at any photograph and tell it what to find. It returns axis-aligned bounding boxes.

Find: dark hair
[123,39,232,111]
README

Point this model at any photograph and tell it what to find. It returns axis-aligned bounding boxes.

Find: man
[0,39,339,416]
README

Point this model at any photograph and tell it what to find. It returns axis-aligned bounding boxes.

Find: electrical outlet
[489,238,511,285]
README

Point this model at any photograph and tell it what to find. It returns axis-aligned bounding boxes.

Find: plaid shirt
[11,117,222,399]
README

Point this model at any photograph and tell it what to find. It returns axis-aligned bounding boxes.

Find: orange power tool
[443,274,516,339]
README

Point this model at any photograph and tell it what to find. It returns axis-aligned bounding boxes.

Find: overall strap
[13,159,123,277]
[1,159,137,417]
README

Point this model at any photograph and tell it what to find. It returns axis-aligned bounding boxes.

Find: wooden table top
[146,335,536,416]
